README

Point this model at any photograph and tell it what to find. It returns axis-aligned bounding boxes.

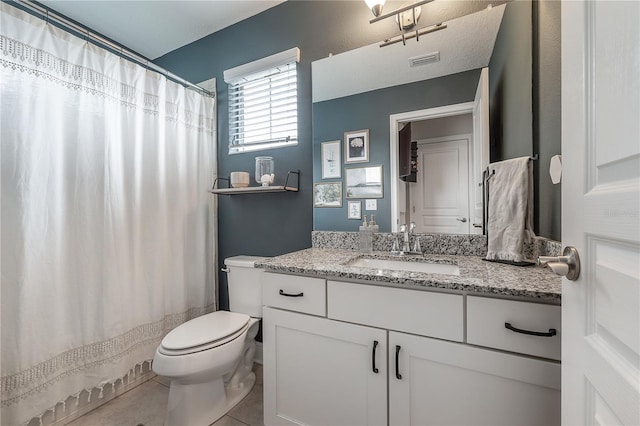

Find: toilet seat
[158,311,250,356]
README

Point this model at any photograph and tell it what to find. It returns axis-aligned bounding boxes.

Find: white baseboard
[254,341,263,365]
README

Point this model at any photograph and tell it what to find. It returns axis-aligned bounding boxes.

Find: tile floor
[67,364,264,426]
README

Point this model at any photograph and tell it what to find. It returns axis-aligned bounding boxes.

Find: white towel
[486,157,535,263]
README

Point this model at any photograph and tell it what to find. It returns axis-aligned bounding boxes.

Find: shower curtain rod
[12,0,215,98]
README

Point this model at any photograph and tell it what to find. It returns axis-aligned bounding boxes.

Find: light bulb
[364,0,385,17]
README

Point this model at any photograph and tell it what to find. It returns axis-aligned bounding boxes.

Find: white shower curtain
[0,4,217,425]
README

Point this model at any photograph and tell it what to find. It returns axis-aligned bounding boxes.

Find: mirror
[311,0,561,239]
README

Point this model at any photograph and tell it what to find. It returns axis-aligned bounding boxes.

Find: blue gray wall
[489,0,533,162]
[488,0,561,241]
[154,0,561,309]
[533,0,561,241]
[154,1,403,310]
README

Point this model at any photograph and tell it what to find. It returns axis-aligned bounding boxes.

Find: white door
[262,307,387,426]
[388,331,560,425]
[562,1,640,424]
[472,67,490,233]
[410,137,470,234]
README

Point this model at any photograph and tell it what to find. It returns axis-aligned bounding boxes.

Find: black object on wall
[404,142,418,184]
[398,123,417,183]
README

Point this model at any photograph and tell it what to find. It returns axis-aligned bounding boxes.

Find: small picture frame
[345,165,383,199]
[344,129,370,163]
[347,201,362,220]
[313,182,343,208]
[321,140,341,179]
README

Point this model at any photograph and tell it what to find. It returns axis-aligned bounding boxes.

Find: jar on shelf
[255,156,275,187]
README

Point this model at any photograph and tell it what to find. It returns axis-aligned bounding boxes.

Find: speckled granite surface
[311,231,562,259]
[312,231,488,256]
[255,248,562,304]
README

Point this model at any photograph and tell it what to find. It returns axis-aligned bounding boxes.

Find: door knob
[456,217,467,223]
[537,246,580,281]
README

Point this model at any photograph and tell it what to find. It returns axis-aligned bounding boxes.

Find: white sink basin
[348,258,460,275]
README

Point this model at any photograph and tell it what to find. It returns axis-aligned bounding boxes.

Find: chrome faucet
[392,222,422,256]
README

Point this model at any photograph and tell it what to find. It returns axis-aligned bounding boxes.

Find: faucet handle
[399,224,406,233]
[391,235,401,255]
[412,236,422,254]
[410,221,416,233]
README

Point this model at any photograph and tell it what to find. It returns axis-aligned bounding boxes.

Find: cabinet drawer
[328,280,464,342]
[467,296,561,360]
[262,273,326,316]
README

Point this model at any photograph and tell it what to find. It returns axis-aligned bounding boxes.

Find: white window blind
[224,47,300,154]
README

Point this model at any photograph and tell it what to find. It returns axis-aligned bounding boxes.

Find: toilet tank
[224,255,268,318]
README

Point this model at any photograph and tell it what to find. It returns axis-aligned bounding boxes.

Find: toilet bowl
[152,255,267,426]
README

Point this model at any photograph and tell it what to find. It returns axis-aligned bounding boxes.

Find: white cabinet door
[263,307,387,426]
[388,331,561,426]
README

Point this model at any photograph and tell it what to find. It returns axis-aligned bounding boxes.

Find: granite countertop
[255,248,562,304]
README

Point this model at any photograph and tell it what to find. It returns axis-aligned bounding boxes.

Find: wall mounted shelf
[209,170,300,195]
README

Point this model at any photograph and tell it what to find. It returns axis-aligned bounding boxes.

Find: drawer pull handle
[395,345,402,380]
[505,322,557,337]
[279,289,304,298]
[372,340,379,374]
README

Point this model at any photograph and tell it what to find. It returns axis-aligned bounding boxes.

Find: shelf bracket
[284,170,301,192]
[211,176,230,191]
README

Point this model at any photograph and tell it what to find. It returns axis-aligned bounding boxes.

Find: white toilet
[152,255,266,426]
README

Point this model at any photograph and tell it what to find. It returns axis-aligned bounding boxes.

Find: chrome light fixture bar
[379,22,447,47]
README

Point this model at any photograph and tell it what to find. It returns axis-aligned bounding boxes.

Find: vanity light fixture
[367,0,446,47]
[366,0,432,30]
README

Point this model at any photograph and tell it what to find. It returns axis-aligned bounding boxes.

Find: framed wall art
[347,201,362,220]
[321,140,341,179]
[344,129,369,163]
[345,165,383,199]
[313,182,343,207]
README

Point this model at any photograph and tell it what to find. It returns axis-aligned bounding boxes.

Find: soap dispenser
[359,215,373,253]
[369,215,379,233]
[368,215,379,252]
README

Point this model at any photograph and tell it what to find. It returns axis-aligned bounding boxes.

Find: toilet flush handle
[221,267,230,273]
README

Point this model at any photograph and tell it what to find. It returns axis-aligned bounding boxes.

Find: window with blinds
[224,47,300,154]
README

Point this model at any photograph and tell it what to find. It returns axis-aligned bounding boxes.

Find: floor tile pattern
[67,364,264,426]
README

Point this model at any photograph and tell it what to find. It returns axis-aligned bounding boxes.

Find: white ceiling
[37,0,286,59]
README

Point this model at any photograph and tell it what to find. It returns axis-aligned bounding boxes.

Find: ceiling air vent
[409,51,440,67]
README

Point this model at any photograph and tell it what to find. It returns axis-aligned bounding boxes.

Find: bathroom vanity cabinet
[262,272,561,426]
